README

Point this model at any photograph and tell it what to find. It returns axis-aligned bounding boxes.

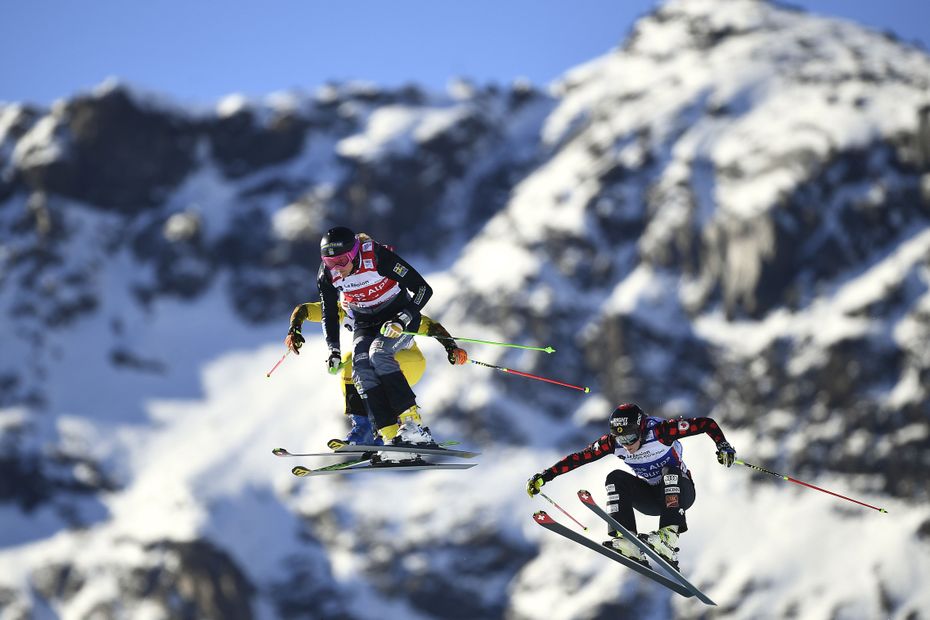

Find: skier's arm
[289,302,318,327]
[423,317,468,365]
[654,417,736,467]
[654,417,725,444]
[543,434,615,481]
[374,244,433,320]
[528,434,615,497]
[317,265,342,353]
[285,303,320,355]
[290,301,348,326]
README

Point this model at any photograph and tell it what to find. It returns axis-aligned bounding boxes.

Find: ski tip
[533,511,554,524]
[272,448,289,457]
[291,466,311,477]
[577,489,594,503]
[583,386,590,393]
[544,346,556,354]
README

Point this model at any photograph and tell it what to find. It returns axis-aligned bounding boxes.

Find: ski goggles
[321,239,360,269]
[610,426,641,445]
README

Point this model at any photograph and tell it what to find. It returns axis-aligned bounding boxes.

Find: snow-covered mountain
[2,0,929,618]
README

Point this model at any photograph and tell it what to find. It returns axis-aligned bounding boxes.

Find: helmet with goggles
[609,403,645,445]
[320,226,360,270]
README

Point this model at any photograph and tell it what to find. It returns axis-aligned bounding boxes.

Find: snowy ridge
[1,0,930,618]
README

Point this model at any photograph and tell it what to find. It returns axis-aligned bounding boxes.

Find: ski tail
[577,490,716,606]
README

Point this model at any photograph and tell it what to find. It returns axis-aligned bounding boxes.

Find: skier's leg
[351,328,396,437]
[369,333,418,416]
[340,352,376,441]
[658,466,695,533]
[395,342,426,387]
[326,349,375,448]
[603,470,652,561]
[369,334,437,457]
[605,469,649,534]
[640,467,696,568]
[340,352,355,413]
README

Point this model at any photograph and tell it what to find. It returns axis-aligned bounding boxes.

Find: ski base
[292,462,476,477]
[577,490,716,606]
[533,511,694,597]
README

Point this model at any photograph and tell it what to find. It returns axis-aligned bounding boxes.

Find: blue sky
[1,0,928,107]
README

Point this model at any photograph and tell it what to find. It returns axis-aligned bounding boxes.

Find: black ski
[532,511,694,598]
[291,462,476,477]
[577,490,716,606]
[272,440,468,458]
[273,448,339,457]
[302,456,370,472]
[333,443,480,459]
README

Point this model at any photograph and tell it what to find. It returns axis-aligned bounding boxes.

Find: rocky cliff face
[1,1,929,619]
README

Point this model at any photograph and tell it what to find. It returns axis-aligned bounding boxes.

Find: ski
[533,511,694,598]
[291,462,477,477]
[577,490,716,606]
[306,456,370,472]
[273,448,338,457]
[333,443,480,459]
[272,440,464,458]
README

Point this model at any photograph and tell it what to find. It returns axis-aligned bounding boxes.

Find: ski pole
[469,359,590,393]
[539,492,588,531]
[401,331,555,354]
[735,460,888,514]
[266,349,291,378]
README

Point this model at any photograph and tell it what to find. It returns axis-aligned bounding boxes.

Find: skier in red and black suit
[310,226,435,461]
[526,403,736,568]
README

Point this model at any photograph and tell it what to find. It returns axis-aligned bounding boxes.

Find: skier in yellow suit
[284,300,467,447]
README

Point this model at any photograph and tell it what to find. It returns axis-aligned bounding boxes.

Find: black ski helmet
[609,403,645,445]
[320,226,357,258]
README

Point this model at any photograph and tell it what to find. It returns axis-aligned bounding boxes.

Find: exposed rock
[136,540,256,620]
[207,107,310,178]
[15,86,197,211]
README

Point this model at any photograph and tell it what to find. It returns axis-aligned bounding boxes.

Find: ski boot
[327,414,381,450]
[602,532,647,565]
[396,405,434,445]
[639,526,680,570]
[373,406,432,464]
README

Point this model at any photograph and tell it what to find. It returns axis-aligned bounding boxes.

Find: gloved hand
[447,347,468,365]
[326,350,343,375]
[285,326,305,354]
[526,473,546,497]
[716,441,736,467]
[340,300,355,332]
[380,310,412,339]
[380,320,404,339]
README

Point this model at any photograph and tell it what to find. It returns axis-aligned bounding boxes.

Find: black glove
[716,441,736,467]
[526,473,546,497]
[326,350,342,375]
[286,325,305,354]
